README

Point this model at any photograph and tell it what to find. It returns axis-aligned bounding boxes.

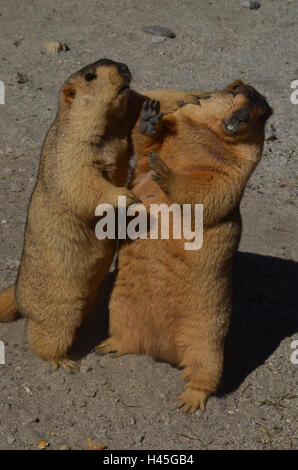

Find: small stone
[241,0,261,9]
[13,38,24,48]
[266,124,277,141]
[266,133,277,142]
[41,41,70,54]
[60,445,70,450]
[37,440,49,449]
[152,35,166,44]
[143,26,176,38]
[16,72,29,84]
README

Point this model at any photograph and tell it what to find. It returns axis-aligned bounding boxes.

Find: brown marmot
[0,59,142,370]
[98,80,273,413]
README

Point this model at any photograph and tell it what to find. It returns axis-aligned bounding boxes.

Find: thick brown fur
[1,59,143,370]
[0,79,209,368]
[98,80,273,412]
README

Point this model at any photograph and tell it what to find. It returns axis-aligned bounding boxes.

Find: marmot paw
[176,388,210,414]
[50,358,78,372]
[148,151,172,194]
[139,100,163,137]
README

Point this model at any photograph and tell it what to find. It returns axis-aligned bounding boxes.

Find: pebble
[266,133,277,142]
[13,38,24,48]
[152,36,166,44]
[241,0,261,9]
[16,73,29,84]
[41,41,70,54]
[37,440,49,449]
[266,123,278,142]
[143,26,176,38]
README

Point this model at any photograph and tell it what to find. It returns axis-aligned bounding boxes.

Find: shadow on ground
[71,252,298,395]
[220,252,298,394]
[69,271,116,360]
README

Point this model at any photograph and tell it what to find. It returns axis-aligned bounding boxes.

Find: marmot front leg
[133,100,166,158]
[139,100,164,137]
[148,151,173,195]
[147,151,241,225]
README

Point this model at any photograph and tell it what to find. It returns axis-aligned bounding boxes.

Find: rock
[16,72,29,84]
[241,0,261,9]
[13,38,24,48]
[266,133,277,142]
[41,41,70,54]
[37,440,49,449]
[266,124,278,142]
[143,26,176,38]
[152,35,166,44]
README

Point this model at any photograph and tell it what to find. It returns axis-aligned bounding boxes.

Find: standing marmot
[98,81,272,412]
[0,59,140,370]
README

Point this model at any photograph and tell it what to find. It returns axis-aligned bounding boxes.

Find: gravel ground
[0,0,297,450]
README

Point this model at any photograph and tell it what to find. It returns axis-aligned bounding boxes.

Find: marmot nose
[117,63,132,81]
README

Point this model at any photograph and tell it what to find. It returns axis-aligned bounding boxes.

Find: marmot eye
[117,63,129,74]
[85,73,97,82]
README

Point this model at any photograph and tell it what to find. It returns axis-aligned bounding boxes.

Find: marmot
[0,86,209,366]
[98,80,272,413]
[0,59,142,370]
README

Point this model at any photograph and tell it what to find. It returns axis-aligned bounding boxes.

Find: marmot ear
[62,83,76,105]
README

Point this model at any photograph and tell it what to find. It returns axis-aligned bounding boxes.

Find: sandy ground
[0,0,297,450]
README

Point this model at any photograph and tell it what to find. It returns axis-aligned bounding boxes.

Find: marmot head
[186,80,273,147]
[59,59,132,138]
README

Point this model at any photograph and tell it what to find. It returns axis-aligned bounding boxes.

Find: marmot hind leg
[96,337,130,358]
[27,316,80,371]
[176,332,225,413]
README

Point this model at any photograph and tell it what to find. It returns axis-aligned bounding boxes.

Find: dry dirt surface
[0,0,297,451]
